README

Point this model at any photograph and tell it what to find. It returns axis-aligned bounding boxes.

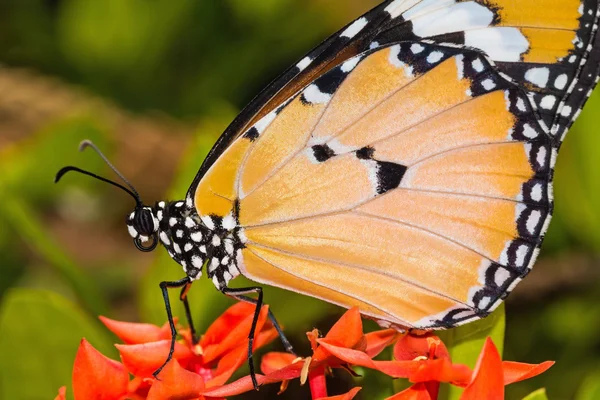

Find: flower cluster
[56,305,553,399]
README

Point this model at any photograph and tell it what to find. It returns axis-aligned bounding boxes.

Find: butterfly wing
[191,0,600,329]
[187,0,600,198]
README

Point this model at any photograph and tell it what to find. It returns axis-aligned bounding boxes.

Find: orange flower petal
[205,346,248,388]
[202,305,269,364]
[116,339,194,377]
[394,333,449,361]
[460,338,504,400]
[100,316,173,344]
[261,352,298,375]
[323,308,363,349]
[147,360,204,400]
[73,339,129,400]
[408,358,471,386]
[316,386,362,400]
[503,361,555,385]
[201,302,256,348]
[202,375,264,397]
[386,383,432,400]
[365,329,398,358]
[317,340,377,369]
[54,386,66,400]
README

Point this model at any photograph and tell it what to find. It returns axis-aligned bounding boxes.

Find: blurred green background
[0,1,599,399]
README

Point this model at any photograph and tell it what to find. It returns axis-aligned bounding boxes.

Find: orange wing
[195,43,553,329]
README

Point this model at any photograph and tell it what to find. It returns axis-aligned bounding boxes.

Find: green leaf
[575,369,600,400]
[522,388,549,400]
[0,289,114,400]
[438,303,506,400]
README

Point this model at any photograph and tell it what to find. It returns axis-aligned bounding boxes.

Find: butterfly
[56,0,600,390]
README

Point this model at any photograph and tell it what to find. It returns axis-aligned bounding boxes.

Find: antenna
[55,140,143,208]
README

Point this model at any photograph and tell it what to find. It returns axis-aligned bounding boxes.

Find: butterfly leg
[153,276,192,378]
[227,293,295,355]
[221,286,264,390]
[179,283,199,343]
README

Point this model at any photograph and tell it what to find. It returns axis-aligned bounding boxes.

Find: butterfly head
[126,206,159,252]
[55,140,162,252]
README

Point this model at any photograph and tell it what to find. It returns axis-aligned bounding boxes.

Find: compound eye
[134,208,158,235]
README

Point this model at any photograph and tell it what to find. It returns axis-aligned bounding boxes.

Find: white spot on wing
[303,84,332,104]
[388,45,414,77]
[522,124,538,139]
[411,43,425,54]
[341,56,361,73]
[385,0,420,18]
[560,105,573,117]
[531,183,543,202]
[254,110,277,134]
[481,78,496,90]
[524,67,550,88]
[540,95,556,109]
[341,17,368,38]
[464,27,529,62]
[455,54,464,79]
[296,56,312,71]
[527,210,542,235]
[554,74,568,90]
[408,2,494,38]
[427,51,444,64]
[472,58,484,72]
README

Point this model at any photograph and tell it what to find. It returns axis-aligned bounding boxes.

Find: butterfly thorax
[152,200,242,289]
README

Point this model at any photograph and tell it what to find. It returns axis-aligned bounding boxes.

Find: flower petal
[261,352,298,375]
[323,308,363,349]
[205,345,248,388]
[316,387,362,400]
[54,386,66,400]
[202,305,269,364]
[408,358,472,386]
[116,339,194,377]
[317,339,377,369]
[147,360,205,400]
[365,329,398,358]
[73,339,129,400]
[201,302,256,348]
[460,338,504,400]
[386,383,432,400]
[100,316,173,344]
[394,333,449,361]
[202,375,264,397]
[503,361,555,385]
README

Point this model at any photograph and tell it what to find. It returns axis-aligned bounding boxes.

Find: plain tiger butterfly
[56,0,600,389]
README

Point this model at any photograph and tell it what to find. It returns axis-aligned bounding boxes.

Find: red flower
[59,305,554,399]
[393,337,554,400]
[66,302,278,399]
[204,308,553,400]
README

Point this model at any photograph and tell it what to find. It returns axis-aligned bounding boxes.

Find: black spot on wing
[318,66,349,94]
[356,146,375,160]
[312,144,336,162]
[376,161,407,194]
[243,127,259,141]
